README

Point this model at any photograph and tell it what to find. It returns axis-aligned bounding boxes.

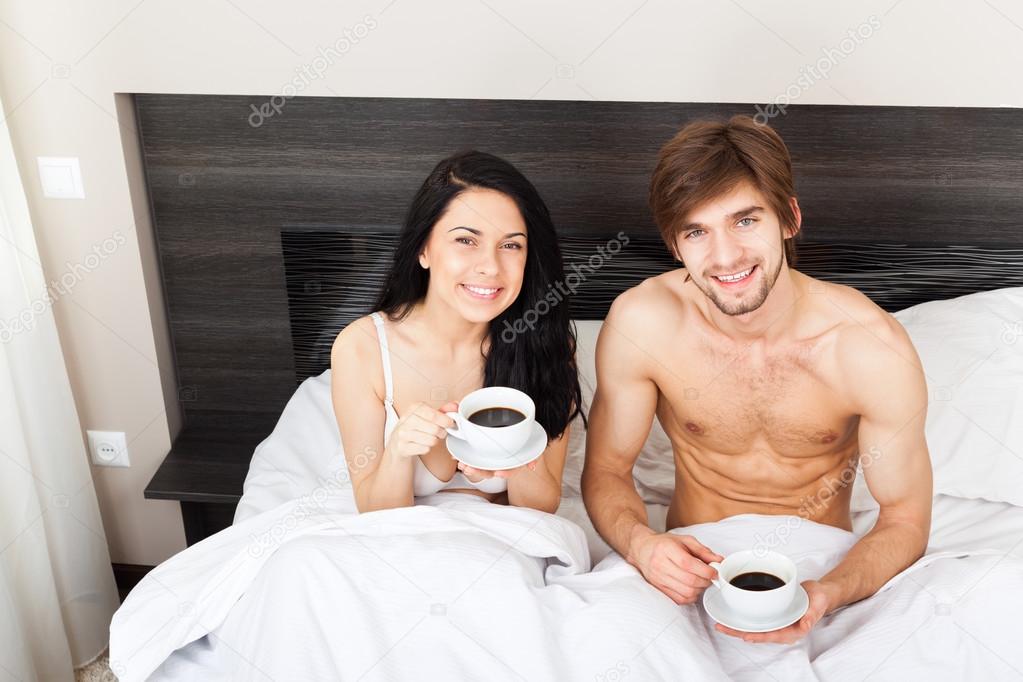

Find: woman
[330,150,584,513]
[119,152,588,682]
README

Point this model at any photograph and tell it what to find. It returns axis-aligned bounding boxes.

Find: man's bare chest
[654,338,859,456]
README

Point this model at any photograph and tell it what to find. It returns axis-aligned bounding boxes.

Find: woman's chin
[453,286,514,323]
[456,304,504,325]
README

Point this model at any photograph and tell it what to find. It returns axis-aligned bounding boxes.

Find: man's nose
[708,232,744,270]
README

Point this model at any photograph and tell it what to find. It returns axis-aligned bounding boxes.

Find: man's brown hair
[649,115,799,266]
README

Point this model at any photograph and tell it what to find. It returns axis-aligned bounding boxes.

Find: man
[581,115,933,644]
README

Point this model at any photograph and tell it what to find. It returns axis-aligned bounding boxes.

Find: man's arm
[581,292,661,556]
[817,314,933,608]
[719,312,932,643]
[583,289,721,604]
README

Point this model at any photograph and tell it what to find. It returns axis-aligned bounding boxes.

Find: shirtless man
[581,115,933,644]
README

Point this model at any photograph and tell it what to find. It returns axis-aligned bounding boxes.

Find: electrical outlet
[87,430,130,467]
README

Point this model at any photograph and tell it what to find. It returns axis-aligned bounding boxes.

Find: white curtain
[1,98,119,678]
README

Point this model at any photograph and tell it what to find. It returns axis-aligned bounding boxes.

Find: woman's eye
[455,236,475,245]
[502,242,524,250]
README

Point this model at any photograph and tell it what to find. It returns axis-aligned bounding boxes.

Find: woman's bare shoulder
[330,315,389,407]
[331,315,385,375]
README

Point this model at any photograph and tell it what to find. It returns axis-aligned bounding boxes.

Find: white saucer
[446,421,547,471]
[702,584,809,633]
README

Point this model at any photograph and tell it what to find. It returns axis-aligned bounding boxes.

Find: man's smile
[712,265,757,287]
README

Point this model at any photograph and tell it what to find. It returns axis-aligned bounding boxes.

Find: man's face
[674,181,793,317]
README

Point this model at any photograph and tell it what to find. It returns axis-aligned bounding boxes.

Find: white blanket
[110,492,1023,681]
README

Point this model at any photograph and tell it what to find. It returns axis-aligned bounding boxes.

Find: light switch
[37,156,85,199]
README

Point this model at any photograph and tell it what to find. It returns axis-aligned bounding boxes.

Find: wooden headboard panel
[281,230,1023,383]
[135,94,1023,429]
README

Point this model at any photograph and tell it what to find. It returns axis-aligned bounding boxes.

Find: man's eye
[684,229,705,240]
[737,217,757,227]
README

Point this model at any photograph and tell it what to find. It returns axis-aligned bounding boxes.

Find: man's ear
[667,234,683,263]
[784,196,803,240]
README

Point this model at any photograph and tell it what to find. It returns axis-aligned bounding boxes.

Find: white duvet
[111,490,1023,681]
[112,294,1023,680]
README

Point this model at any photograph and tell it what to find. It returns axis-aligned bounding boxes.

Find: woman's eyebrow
[448,226,526,239]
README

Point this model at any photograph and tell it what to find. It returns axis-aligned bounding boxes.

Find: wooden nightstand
[144,412,278,545]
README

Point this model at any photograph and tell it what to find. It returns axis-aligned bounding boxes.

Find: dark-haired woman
[330,150,584,514]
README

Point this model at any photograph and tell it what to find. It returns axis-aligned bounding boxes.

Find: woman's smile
[460,282,504,301]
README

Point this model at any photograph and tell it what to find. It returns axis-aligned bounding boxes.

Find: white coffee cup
[445,387,535,457]
[708,550,798,622]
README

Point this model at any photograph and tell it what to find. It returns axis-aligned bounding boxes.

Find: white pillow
[852,287,1023,510]
[237,286,1023,525]
[568,287,1023,513]
[237,320,676,524]
[234,370,355,524]
[561,320,675,506]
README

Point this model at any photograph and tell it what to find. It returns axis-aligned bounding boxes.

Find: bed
[136,95,1023,548]
[118,95,1023,680]
[111,285,1023,681]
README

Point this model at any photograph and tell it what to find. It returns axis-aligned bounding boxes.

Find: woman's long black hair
[374,150,585,440]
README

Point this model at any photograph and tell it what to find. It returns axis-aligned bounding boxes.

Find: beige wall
[1,0,1020,565]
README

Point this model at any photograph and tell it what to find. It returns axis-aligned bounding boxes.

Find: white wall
[0,0,1020,565]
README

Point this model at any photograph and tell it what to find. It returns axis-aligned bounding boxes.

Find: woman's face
[418,188,528,324]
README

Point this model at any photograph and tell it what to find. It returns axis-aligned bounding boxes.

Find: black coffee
[729,572,785,591]
[468,407,526,428]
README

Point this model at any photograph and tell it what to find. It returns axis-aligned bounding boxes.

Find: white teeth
[715,267,753,282]
[464,285,499,295]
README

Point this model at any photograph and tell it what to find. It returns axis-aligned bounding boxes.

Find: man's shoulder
[816,278,921,384]
[817,280,907,346]
[608,269,691,325]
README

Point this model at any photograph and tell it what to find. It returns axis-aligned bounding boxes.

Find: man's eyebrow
[448,226,526,239]
[728,205,764,220]
[681,206,764,231]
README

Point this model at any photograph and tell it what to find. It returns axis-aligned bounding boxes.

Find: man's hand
[713,579,838,644]
[629,532,724,604]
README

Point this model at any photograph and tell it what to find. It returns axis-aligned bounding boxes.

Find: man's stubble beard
[696,254,785,317]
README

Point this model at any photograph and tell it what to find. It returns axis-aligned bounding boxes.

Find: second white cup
[708,550,799,622]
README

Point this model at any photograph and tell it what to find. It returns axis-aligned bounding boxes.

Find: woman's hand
[386,401,459,459]
[456,459,538,481]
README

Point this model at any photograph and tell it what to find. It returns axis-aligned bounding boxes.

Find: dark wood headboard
[135,94,1023,541]
[280,230,1023,383]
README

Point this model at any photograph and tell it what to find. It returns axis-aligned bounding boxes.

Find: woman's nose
[474,249,499,276]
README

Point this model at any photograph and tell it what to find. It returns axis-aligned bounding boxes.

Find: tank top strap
[369,312,395,408]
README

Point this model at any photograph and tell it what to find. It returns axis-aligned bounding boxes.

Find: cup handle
[708,561,726,591]
[444,412,468,440]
